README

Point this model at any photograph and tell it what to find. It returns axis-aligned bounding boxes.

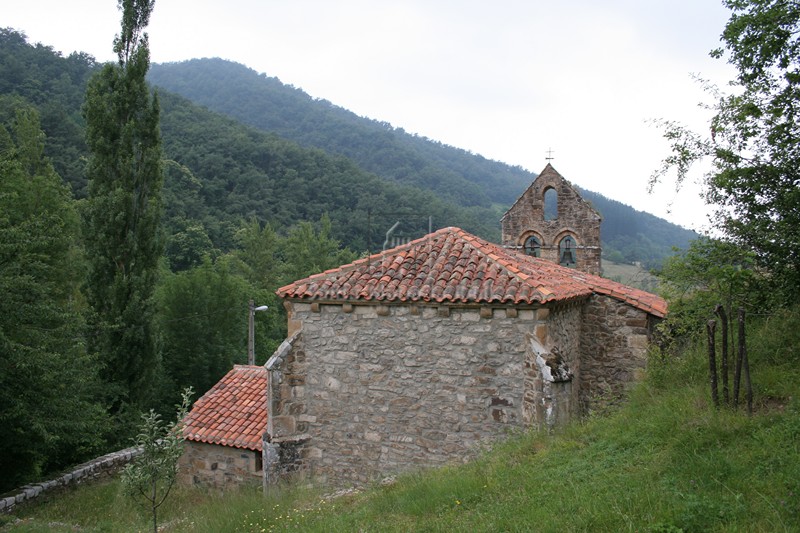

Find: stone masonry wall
[545,303,583,418]
[271,301,583,486]
[178,441,261,489]
[579,295,652,412]
[266,330,313,484]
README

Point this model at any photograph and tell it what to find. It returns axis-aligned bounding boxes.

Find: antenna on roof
[383,221,400,251]
[546,148,555,162]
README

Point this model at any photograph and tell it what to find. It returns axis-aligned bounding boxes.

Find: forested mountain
[0,30,696,266]
[148,58,698,267]
[149,58,530,209]
[577,188,697,268]
[0,29,499,254]
[157,90,499,252]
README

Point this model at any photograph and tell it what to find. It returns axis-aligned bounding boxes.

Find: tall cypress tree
[83,0,163,413]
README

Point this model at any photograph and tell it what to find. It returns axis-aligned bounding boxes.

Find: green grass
[3,309,800,532]
[601,259,660,292]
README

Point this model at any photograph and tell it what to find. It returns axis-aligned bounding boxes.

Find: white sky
[4,0,736,232]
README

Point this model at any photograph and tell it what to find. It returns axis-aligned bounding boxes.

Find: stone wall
[266,331,313,484]
[521,304,581,429]
[178,441,262,489]
[270,301,582,486]
[579,294,653,412]
[0,446,141,514]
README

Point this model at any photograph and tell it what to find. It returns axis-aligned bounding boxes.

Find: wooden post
[715,305,729,406]
[707,319,719,408]
[739,308,752,415]
[733,310,743,408]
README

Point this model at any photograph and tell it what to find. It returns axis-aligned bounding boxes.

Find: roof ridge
[276,226,666,316]
[277,227,458,296]
[456,231,559,301]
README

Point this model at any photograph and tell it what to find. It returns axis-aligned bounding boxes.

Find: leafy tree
[233,216,279,288]
[155,257,249,403]
[122,387,192,533]
[658,238,763,342]
[0,106,107,492]
[82,0,164,413]
[652,0,800,299]
[164,217,215,271]
[279,213,358,284]
[228,218,287,363]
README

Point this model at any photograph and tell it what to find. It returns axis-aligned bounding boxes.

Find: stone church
[180,164,667,489]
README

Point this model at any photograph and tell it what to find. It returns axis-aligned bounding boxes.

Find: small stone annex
[179,365,266,488]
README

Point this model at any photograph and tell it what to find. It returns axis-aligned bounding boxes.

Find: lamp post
[248,299,269,365]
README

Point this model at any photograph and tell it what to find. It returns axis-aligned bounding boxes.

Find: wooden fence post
[738,308,752,415]
[707,319,719,408]
[715,304,729,406]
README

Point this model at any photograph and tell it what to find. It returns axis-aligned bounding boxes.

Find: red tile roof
[277,227,667,318]
[183,365,266,451]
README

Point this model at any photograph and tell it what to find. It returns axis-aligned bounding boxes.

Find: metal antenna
[383,221,401,251]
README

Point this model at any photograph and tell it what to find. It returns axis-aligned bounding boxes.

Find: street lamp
[248,299,269,365]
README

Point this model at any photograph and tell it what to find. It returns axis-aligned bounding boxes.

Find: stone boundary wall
[0,446,142,514]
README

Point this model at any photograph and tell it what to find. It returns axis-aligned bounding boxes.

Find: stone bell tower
[500,163,602,275]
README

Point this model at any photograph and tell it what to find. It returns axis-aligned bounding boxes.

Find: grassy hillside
[602,259,660,292]
[5,308,798,532]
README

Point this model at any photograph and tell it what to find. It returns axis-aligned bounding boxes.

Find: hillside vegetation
[4,306,799,532]
[148,58,698,267]
[0,29,697,267]
[0,28,499,254]
[149,58,530,209]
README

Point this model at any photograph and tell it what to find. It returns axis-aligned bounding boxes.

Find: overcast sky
[5,0,736,231]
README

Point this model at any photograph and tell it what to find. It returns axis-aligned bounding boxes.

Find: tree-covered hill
[0,29,499,254]
[149,58,531,209]
[0,29,696,266]
[578,188,698,268]
[148,57,698,266]
[156,89,500,251]
[0,29,95,194]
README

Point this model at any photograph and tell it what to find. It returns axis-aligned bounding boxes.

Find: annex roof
[277,227,667,318]
[183,365,266,451]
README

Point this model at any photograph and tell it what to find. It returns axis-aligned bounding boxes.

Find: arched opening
[544,188,558,220]
[559,235,576,267]
[523,235,541,257]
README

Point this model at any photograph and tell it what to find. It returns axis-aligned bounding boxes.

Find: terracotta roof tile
[277,227,667,318]
[182,365,267,451]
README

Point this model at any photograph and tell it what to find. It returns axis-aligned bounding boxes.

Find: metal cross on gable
[545,148,555,161]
